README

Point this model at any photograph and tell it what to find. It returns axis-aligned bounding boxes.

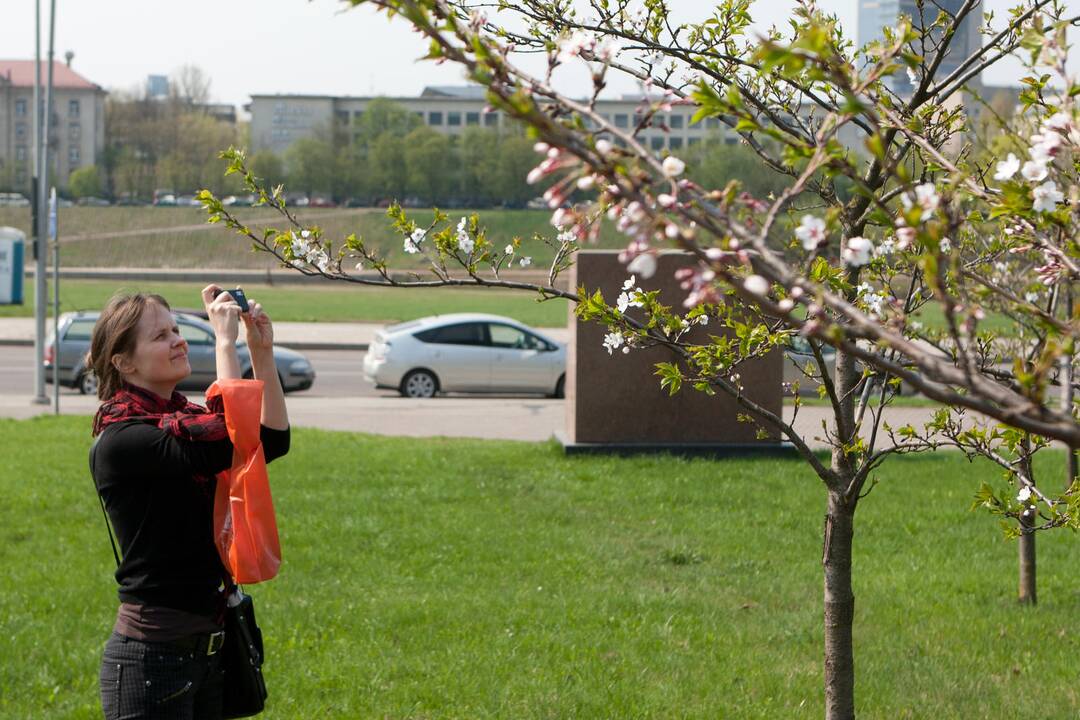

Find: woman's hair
[87,293,171,400]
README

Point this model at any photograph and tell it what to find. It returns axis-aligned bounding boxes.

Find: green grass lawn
[0,279,571,327]
[1,416,1076,718]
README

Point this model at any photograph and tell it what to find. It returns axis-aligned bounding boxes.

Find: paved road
[1,347,1003,448]
[0,346,384,398]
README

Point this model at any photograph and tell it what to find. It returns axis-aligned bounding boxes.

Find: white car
[364,313,566,398]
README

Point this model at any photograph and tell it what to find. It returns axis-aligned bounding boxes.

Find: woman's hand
[201,285,241,346]
[242,300,274,355]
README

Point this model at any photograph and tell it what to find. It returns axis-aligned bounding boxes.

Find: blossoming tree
[200,1,1079,716]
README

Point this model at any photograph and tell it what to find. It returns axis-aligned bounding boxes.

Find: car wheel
[551,374,565,399]
[400,369,438,399]
[78,370,98,396]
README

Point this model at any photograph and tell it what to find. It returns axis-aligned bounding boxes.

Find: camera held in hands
[226,288,250,313]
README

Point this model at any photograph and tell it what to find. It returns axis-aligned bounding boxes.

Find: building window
[16,146,27,161]
[69,122,81,140]
[705,117,720,129]
[447,112,461,126]
[614,113,629,128]
[670,114,683,129]
[15,99,27,116]
[68,99,80,118]
[335,110,350,124]
[465,112,480,125]
[16,169,27,184]
[650,136,665,150]
[428,111,443,125]
[15,122,26,141]
[687,137,701,146]
[669,136,683,149]
[724,136,739,145]
[354,110,365,122]
[69,146,80,165]
[483,112,498,127]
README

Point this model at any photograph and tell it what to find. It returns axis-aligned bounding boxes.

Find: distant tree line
[68,80,794,208]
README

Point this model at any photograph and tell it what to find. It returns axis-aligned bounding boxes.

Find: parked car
[77,196,111,207]
[364,313,566,398]
[0,192,31,207]
[308,196,337,208]
[44,311,316,395]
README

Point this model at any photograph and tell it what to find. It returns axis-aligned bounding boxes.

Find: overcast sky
[1,0,1075,108]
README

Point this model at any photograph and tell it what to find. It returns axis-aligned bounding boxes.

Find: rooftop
[0,60,103,91]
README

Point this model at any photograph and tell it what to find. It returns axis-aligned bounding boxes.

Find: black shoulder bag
[92,437,268,718]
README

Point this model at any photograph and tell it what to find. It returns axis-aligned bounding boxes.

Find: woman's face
[115,301,191,395]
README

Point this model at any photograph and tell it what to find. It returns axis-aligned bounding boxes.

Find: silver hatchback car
[363,313,566,398]
[44,311,316,395]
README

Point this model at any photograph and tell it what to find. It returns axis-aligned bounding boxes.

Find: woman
[89,285,289,719]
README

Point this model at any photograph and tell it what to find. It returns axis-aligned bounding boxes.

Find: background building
[249,85,734,156]
[0,60,106,193]
[858,0,983,94]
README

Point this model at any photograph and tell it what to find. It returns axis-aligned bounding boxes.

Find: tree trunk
[823,491,856,720]
[1018,441,1036,605]
[823,293,859,720]
[1018,512,1037,605]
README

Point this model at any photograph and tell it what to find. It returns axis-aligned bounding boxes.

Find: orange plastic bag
[207,379,281,584]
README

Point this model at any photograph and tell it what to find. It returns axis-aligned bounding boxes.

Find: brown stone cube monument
[560,250,786,455]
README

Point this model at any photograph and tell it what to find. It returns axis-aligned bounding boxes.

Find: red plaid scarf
[92,382,229,443]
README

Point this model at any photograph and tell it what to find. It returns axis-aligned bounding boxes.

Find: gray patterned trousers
[99,632,224,720]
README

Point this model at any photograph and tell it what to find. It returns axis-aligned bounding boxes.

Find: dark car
[45,311,316,395]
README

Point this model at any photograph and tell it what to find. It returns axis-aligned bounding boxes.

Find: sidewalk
[0,317,570,351]
[0,393,994,449]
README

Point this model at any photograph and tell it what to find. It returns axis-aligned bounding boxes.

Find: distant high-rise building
[858,0,982,94]
[147,74,169,100]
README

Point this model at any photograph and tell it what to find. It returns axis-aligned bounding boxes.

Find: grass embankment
[1,416,1076,718]
[0,279,571,327]
[0,206,627,270]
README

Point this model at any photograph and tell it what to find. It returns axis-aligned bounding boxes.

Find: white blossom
[662,156,685,177]
[857,282,886,317]
[627,252,658,279]
[354,261,363,271]
[557,31,592,64]
[519,256,532,268]
[617,283,645,313]
[404,228,425,254]
[842,237,873,267]
[1017,486,1032,503]
[1032,180,1063,213]
[901,183,940,222]
[906,66,919,85]
[595,139,613,156]
[1044,112,1071,132]
[939,237,952,253]
[456,217,474,254]
[602,331,625,355]
[993,153,1021,181]
[876,237,896,256]
[795,215,827,250]
[505,244,515,255]
[1024,291,1040,303]
[743,274,770,297]
[1021,159,1048,182]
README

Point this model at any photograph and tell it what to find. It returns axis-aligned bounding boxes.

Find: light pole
[32,0,56,405]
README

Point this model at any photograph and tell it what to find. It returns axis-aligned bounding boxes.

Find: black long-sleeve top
[90,421,290,616]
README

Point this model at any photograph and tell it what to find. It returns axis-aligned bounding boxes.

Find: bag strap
[90,434,121,569]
